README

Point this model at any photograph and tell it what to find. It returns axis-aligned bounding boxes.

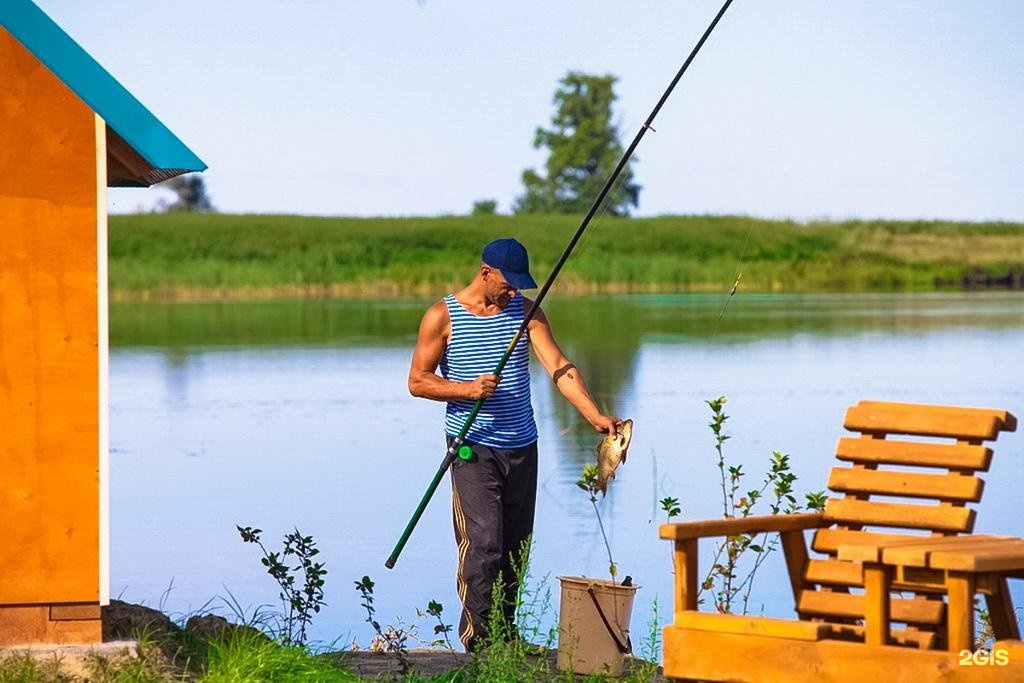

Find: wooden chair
[660,400,1021,682]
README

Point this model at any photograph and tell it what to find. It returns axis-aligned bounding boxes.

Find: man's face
[483,266,518,309]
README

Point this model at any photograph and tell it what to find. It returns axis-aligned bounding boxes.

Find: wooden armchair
[660,400,1021,682]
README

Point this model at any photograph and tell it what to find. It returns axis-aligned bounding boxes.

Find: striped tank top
[440,292,538,449]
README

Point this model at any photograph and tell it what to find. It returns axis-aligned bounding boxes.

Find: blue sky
[35,1,1024,221]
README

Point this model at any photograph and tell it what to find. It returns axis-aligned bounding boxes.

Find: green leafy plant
[353,575,414,676]
[698,397,826,614]
[635,595,662,681]
[660,496,682,521]
[577,463,619,582]
[419,599,455,653]
[468,539,555,681]
[236,525,327,646]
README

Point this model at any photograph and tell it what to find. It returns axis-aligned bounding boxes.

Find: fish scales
[596,419,633,496]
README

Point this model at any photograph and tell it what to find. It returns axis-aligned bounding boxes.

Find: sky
[33,1,1024,222]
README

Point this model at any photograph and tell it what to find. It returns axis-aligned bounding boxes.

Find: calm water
[109,293,1024,648]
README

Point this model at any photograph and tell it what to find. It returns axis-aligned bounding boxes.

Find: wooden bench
[660,400,1019,682]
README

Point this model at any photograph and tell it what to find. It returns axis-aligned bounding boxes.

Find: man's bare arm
[408,301,499,401]
[525,301,621,434]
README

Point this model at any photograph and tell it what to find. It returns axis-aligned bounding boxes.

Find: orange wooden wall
[0,27,103,644]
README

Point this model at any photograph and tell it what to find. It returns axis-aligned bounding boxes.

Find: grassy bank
[108,214,1024,299]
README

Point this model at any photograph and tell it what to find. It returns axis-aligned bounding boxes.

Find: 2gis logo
[958,649,1010,666]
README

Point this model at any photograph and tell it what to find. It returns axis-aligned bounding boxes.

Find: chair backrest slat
[823,497,976,533]
[834,437,992,470]
[844,401,1016,440]
[827,468,983,502]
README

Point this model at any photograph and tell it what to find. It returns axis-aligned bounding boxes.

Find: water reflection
[108,293,1024,647]
[112,293,1024,350]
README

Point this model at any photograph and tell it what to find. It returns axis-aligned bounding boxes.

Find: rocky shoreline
[96,600,663,681]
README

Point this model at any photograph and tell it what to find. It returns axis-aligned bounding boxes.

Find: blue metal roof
[0,0,206,186]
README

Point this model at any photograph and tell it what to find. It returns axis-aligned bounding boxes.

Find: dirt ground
[333,648,664,681]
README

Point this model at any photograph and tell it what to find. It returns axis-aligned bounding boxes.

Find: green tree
[471,199,498,216]
[157,173,215,212]
[514,71,639,216]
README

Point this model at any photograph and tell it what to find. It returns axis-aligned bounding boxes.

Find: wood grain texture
[0,28,101,610]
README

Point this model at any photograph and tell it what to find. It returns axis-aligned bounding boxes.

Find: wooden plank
[49,603,101,621]
[106,127,154,186]
[822,623,939,649]
[780,529,810,602]
[827,468,983,502]
[674,539,698,612]
[900,566,949,589]
[804,558,956,594]
[927,540,1024,572]
[946,572,975,652]
[846,402,1016,439]
[835,437,992,470]
[863,564,891,646]
[882,535,1019,568]
[804,558,864,586]
[836,543,887,563]
[663,626,1022,682]
[838,534,1012,565]
[824,498,975,532]
[673,611,827,641]
[797,590,945,625]
[658,512,826,540]
[857,400,1018,432]
[812,528,925,555]
[0,605,101,647]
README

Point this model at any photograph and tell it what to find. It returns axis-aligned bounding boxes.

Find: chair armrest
[659,512,827,541]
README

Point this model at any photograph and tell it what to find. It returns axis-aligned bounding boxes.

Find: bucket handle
[586,587,632,655]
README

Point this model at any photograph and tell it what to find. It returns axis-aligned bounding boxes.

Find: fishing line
[710,219,756,340]
[386,0,736,569]
[621,447,661,570]
[566,165,635,296]
[617,222,758,571]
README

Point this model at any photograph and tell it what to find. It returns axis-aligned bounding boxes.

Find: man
[408,237,622,651]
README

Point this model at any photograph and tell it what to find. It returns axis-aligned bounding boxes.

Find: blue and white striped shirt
[440,292,538,449]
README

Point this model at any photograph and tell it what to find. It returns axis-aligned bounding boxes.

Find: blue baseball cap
[481,238,538,290]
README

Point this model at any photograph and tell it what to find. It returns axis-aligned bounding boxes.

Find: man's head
[481,238,538,291]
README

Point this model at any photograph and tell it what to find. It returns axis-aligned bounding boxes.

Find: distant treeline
[108,213,1024,299]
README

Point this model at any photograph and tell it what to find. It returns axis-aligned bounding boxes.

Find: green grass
[0,654,66,682]
[201,630,360,683]
[0,634,363,683]
[108,213,1024,298]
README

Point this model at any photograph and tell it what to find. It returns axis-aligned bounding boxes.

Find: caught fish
[596,419,633,496]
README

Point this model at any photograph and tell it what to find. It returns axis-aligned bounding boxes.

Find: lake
[108,292,1024,650]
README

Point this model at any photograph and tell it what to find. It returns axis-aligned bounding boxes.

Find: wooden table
[837,534,1024,651]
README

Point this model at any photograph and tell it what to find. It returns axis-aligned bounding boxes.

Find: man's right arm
[408,301,499,401]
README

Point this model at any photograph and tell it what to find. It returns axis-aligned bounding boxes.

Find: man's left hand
[591,415,623,435]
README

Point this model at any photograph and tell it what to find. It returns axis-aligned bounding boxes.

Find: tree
[471,199,498,216]
[157,173,215,212]
[513,72,640,216]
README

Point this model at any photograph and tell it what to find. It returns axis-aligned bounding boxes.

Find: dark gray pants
[448,438,538,651]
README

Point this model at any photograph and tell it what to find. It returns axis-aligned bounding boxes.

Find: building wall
[0,27,102,644]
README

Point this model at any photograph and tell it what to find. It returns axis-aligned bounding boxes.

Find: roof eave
[0,0,207,187]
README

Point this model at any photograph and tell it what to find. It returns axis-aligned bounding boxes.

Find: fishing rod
[385,0,735,569]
